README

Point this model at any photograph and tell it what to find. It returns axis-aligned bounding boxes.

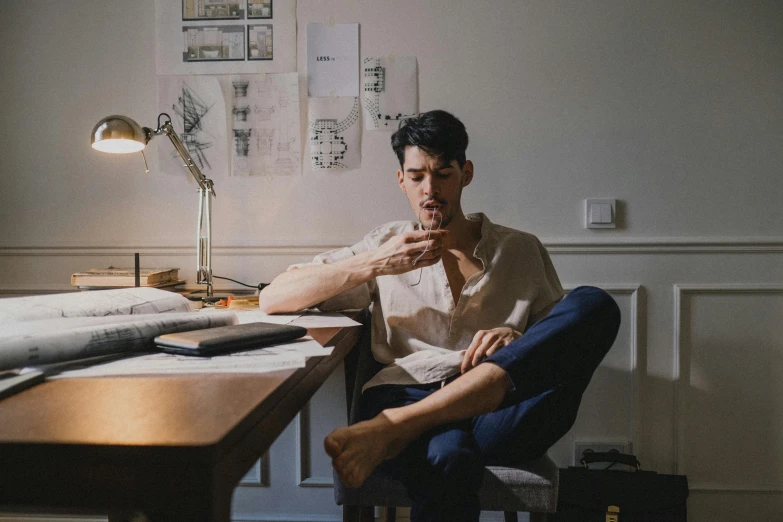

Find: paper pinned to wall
[157,76,229,178]
[155,0,296,75]
[306,23,360,97]
[224,72,301,177]
[363,56,418,130]
[308,97,362,170]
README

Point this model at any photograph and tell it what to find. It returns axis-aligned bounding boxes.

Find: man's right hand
[370,229,449,276]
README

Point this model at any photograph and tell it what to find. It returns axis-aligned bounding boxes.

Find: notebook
[154,322,308,356]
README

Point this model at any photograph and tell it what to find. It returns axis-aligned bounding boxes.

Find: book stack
[71,267,183,290]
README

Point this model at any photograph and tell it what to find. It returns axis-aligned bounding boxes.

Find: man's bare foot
[324,410,417,488]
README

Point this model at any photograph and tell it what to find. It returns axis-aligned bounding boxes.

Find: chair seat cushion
[334,454,559,514]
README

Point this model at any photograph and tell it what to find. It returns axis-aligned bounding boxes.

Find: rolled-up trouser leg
[474,286,621,463]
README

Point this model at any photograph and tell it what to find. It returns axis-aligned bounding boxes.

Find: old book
[71,267,180,288]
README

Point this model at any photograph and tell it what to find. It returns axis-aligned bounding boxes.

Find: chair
[334,317,559,522]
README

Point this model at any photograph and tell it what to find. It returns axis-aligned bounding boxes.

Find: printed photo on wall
[248,0,273,19]
[182,25,245,62]
[182,0,244,20]
[248,25,273,60]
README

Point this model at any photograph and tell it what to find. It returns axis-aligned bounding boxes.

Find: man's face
[397,146,473,229]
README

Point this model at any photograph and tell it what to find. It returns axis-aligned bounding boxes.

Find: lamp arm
[155,121,216,197]
[153,117,215,297]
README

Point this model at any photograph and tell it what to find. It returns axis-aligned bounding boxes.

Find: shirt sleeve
[285,231,380,312]
[529,238,564,324]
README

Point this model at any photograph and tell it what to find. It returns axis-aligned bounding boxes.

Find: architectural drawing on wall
[183,25,245,62]
[232,78,249,97]
[157,76,228,177]
[248,0,272,18]
[223,72,301,176]
[248,25,273,60]
[182,0,244,20]
[172,84,216,169]
[157,0,296,74]
[362,56,418,130]
[308,97,361,170]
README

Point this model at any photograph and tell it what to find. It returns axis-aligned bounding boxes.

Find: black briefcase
[554,451,689,522]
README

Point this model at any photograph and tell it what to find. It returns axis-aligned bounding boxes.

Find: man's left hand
[461,327,522,373]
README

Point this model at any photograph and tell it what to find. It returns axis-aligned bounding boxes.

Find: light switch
[585,199,616,229]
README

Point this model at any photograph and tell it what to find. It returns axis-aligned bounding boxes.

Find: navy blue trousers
[358,286,621,522]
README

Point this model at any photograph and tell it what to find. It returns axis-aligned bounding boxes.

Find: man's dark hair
[391,110,469,169]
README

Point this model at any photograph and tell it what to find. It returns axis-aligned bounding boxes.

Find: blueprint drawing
[308,97,361,170]
[363,56,418,130]
[0,287,191,323]
[225,72,300,176]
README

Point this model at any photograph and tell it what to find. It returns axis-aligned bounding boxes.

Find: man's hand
[461,327,521,373]
[370,229,449,276]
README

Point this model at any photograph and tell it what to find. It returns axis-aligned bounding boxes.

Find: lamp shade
[91,115,149,153]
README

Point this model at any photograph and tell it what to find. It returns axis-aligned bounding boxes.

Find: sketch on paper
[248,24,273,60]
[158,76,228,177]
[182,0,244,20]
[248,0,273,19]
[363,56,418,130]
[172,84,215,169]
[183,25,245,62]
[308,97,361,170]
[225,73,301,177]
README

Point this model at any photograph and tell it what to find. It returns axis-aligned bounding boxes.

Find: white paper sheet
[49,338,332,378]
[199,308,361,327]
[308,97,361,170]
[157,76,229,178]
[200,308,297,324]
[289,312,361,328]
[155,0,296,75]
[307,23,359,97]
[224,73,301,177]
[363,56,418,130]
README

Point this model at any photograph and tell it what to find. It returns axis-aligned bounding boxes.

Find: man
[259,110,620,522]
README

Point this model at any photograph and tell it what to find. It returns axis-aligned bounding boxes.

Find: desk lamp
[90,113,216,297]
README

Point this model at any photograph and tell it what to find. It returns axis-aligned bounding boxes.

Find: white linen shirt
[291,213,564,391]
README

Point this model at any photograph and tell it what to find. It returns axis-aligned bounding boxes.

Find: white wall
[1,1,782,521]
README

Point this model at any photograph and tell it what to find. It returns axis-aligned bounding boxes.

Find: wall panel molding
[564,284,643,457]
[3,237,783,257]
[295,405,334,488]
[673,284,783,493]
[238,455,271,487]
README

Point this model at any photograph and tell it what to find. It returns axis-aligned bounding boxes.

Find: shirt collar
[466,212,493,263]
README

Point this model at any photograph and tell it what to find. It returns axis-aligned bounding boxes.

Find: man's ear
[397,169,406,192]
[461,160,474,187]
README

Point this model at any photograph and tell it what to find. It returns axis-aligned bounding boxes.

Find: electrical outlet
[574,441,632,468]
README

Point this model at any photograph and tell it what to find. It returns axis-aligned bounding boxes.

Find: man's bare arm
[258,229,448,314]
[258,251,377,313]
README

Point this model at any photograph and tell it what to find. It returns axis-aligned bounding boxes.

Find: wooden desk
[0,314,365,522]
